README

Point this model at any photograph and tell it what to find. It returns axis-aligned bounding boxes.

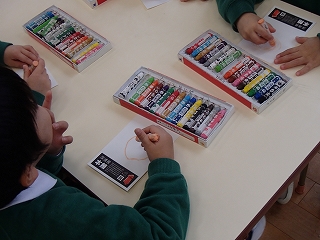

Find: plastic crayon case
[113,67,235,147]
[83,0,107,8]
[178,30,293,114]
[23,5,112,72]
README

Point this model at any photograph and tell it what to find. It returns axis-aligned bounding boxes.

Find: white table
[2,0,320,239]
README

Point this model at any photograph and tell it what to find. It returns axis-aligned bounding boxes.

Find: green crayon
[129,77,154,103]
[247,72,276,97]
[214,50,242,73]
[149,87,174,113]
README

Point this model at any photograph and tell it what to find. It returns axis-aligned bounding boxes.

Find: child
[215,0,320,76]
[0,66,190,239]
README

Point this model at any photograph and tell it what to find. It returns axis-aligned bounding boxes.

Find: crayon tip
[185,48,193,55]
[32,61,39,67]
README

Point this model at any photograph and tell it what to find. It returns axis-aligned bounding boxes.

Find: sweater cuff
[0,41,13,66]
[32,90,45,105]
[148,158,181,176]
[226,1,256,32]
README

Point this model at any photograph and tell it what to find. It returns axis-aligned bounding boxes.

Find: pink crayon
[200,109,226,139]
[75,43,104,64]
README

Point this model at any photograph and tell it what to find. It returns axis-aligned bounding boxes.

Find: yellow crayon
[177,99,203,127]
[243,69,271,93]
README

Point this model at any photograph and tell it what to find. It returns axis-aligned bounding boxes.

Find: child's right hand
[3,44,39,68]
[23,58,51,96]
[42,91,74,156]
[135,125,174,161]
[236,12,276,45]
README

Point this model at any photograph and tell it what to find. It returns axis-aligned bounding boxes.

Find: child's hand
[236,13,276,45]
[42,91,73,155]
[3,45,39,68]
[23,58,51,95]
[135,125,174,161]
[274,36,320,76]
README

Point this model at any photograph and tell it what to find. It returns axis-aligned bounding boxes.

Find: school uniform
[0,156,189,240]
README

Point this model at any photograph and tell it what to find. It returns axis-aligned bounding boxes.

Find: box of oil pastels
[178,30,292,114]
[113,67,234,147]
[23,5,112,72]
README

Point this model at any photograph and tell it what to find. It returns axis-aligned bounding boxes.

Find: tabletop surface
[2,0,320,239]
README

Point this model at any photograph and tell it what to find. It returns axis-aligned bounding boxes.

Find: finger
[23,45,39,59]
[22,64,31,80]
[295,36,308,45]
[9,60,26,69]
[275,51,302,64]
[62,135,73,145]
[32,58,46,74]
[268,23,276,33]
[134,128,152,146]
[295,62,316,76]
[21,46,39,63]
[53,121,69,134]
[274,47,299,61]
[42,90,52,109]
[250,33,269,45]
[279,57,305,70]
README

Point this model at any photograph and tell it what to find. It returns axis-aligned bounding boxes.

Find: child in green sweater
[181,0,320,76]
[216,0,320,77]
[0,66,190,240]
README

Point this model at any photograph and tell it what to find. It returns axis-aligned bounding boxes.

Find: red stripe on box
[181,57,252,109]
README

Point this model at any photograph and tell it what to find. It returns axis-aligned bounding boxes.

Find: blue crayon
[26,11,55,31]
[257,79,286,103]
[191,35,218,58]
[166,94,191,123]
[171,97,197,125]
[254,75,281,100]
[199,41,227,64]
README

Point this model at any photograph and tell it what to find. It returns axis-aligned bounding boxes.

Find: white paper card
[238,7,315,63]
[141,0,170,9]
[14,67,58,88]
[88,115,179,191]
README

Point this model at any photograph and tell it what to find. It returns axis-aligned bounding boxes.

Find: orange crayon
[258,18,275,47]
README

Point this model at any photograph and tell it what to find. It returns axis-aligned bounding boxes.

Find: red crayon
[185,33,213,55]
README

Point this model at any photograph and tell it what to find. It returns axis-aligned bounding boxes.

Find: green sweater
[0,158,190,240]
[0,40,12,66]
[216,0,320,31]
[0,89,190,239]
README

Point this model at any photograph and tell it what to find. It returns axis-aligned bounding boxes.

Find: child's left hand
[3,45,39,68]
[42,91,74,155]
[274,36,320,76]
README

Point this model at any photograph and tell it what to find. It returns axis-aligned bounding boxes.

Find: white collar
[0,170,57,210]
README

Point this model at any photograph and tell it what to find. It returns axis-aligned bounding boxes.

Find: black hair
[0,66,49,208]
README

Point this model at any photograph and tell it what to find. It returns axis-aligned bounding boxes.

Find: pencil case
[178,30,292,114]
[23,5,112,72]
[113,67,235,147]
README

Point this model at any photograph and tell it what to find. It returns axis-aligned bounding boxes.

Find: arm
[216,0,275,44]
[216,0,261,31]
